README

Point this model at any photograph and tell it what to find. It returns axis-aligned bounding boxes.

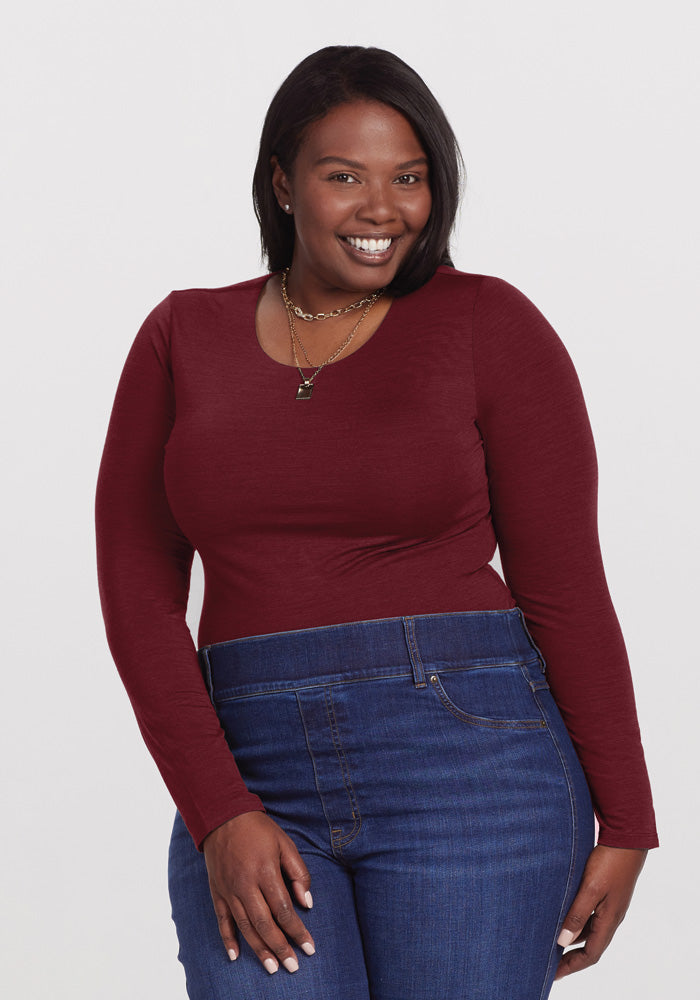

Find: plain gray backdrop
[2,1,697,997]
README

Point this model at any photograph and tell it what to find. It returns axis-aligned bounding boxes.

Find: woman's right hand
[202,812,316,974]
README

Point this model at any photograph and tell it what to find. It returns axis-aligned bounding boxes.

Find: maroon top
[96,266,658,851]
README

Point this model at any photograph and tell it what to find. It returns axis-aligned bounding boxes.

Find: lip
[337,233,400,266]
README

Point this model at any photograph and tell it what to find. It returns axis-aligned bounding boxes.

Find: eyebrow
[314,156,429,170]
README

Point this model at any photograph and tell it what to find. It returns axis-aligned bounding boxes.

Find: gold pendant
[296,380,313,400]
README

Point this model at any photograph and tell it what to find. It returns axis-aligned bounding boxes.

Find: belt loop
[198,646,215,703]
[402,616,427,688]
[514,607,547,674]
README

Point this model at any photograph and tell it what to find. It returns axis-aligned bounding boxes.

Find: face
[272,100,432,296]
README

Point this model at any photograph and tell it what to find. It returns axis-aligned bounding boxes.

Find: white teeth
[346,236,392,252]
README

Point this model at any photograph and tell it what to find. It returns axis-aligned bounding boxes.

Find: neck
[284,263,382,316]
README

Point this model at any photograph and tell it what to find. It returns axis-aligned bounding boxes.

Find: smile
[343,236,393,253]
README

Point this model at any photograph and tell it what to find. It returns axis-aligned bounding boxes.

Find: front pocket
[427,663,548,731]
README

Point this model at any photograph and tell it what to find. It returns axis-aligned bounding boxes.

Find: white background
[2,1,698,997]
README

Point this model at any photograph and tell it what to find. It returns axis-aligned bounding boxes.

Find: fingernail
[283,956,299,973]
[305,891,314,909]
[558,929,576,947]
[263,958,279,974]
[227,948,238,961]
[301,941,316,956]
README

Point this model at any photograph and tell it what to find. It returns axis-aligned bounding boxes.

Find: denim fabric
[168,609,594,999]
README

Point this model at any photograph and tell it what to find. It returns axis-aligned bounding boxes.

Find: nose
[356,181,397,225]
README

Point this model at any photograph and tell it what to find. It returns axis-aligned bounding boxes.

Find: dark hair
[252,46,464,296]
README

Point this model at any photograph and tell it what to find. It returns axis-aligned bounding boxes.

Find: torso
[162,266,507,644]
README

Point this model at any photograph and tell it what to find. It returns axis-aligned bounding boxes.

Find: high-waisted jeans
[168,609,595,999]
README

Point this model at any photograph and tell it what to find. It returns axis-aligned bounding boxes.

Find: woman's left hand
[555,844,648,980]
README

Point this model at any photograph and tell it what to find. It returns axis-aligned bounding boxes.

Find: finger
[264,877,316,956]
[209,885,240,962]
[280,837,314,910]
[555,902,622,980]
[230,895,285,974]
[230,887,308,974]
[557,881,601,947]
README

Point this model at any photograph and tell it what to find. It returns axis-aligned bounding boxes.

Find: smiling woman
[272,101,432,282]
[253,100,434,376]
[95,44,657,1000]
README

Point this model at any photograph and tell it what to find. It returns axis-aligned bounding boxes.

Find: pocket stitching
[428,671,547,731]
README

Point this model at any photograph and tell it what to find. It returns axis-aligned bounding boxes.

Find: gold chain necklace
[280,268,381,321]
[282,286,382,400]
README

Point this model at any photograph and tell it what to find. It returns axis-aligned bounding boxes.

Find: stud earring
[283,204,291,212]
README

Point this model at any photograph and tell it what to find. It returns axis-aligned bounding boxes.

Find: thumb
[557,886,598,947]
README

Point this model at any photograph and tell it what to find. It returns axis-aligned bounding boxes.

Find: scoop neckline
[252,272,398,371]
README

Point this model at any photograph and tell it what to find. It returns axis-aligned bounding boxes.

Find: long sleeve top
[95,265,658,852]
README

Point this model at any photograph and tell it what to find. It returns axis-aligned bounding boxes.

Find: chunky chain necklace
[281,279,382,400]
[280,268,381,322]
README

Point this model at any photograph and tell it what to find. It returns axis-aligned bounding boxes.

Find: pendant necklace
[280,270,383,400]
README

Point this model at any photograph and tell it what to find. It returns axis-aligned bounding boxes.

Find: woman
[96,45,658,999]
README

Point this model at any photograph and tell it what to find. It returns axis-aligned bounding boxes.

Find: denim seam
[534,691,580,999]
[323,686,362,853]
[510,607,548,673]
[428,673,548,731]
[441,656,540,674]
[213,669,414,702]
[295,692,338,851]
[212,659,540,703]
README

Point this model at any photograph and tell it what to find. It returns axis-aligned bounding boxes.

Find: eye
[330,172,358,184]
[395,174,420,185]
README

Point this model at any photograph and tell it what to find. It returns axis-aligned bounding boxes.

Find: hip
[197,608,594,859]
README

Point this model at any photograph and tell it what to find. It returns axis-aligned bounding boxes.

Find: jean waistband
[198,608,546,700]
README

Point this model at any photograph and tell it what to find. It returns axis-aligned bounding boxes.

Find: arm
[95,295,265,849]
[95,295,315,972]
[472,275,656,973]
[472,275,657,849]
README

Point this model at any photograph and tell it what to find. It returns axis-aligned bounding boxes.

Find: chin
[339,258,405,291]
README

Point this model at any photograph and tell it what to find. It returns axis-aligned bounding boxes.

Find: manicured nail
[263,958,279,974]
[283,956,299,973]
[301,941,316,956]
[305,891,314,909]
[558,929,576,947]
[227,948,238,961]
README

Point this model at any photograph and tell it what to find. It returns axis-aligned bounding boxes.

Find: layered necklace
[280,268,383,400]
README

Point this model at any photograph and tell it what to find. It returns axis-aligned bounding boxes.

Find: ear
[271,156,293,214]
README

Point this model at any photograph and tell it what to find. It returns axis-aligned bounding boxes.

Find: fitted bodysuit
[96,265,658,851]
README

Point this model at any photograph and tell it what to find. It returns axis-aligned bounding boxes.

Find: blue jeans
[168,609,594,999]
